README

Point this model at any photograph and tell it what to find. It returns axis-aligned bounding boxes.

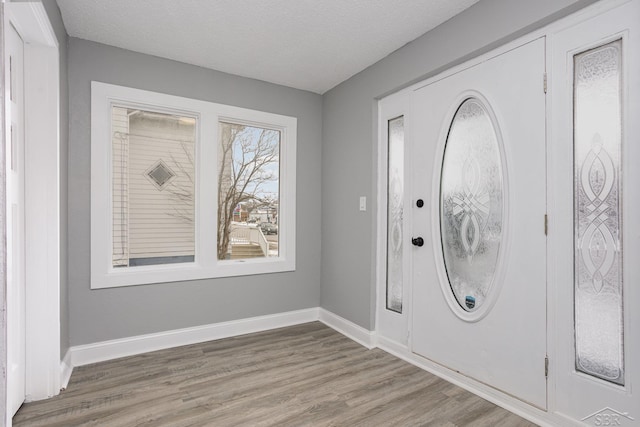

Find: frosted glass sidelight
[574,40,624,385]
[387,116,404,313]
[440,98,503,312]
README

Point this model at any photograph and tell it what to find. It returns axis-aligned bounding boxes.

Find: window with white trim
[91,82,296,288]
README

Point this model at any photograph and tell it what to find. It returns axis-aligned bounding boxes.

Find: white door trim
[375,0,635,426]
[375,91,413,346]
[4,2,60,404]
[547,0,640,423]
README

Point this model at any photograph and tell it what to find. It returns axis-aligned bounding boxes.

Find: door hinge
[10,124,14,171]
[9,55,13,101]
[544,214,548,236]
[543,73,548,94]
[545,356,549,378]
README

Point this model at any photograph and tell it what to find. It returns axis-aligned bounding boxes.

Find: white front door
[5,22,26,417]
[410,38,547,409]
[549,1,640,424]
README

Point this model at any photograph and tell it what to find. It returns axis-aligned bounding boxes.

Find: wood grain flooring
[13,322,537,426]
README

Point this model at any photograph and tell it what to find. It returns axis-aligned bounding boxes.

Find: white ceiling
[56,0,480,94]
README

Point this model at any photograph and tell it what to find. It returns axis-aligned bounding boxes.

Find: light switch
[359,196,366,211]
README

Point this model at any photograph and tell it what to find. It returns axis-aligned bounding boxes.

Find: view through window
[217,122,280,260]
[112,106,196,268]
[92,82,296,288]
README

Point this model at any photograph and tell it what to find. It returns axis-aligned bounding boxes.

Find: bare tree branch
[217,124,279,259]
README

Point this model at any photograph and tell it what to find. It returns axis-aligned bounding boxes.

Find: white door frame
[375,90,412,347]
[374,0,636,426]
[375,30,557,424]
[4,1,60,407]
[547,0,640,424]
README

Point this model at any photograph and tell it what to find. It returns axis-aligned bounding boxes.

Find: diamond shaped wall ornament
[145,160,176,190]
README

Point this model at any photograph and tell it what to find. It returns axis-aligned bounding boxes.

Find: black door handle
[412,237,424,247]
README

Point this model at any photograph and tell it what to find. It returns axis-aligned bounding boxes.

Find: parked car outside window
[260,222,278,235]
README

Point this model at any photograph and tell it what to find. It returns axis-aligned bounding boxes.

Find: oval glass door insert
[440,98,504,312]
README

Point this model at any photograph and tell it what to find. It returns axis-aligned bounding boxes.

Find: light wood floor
[14,322,537,426]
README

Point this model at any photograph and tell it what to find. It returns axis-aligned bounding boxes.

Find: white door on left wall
[6,22,26,417]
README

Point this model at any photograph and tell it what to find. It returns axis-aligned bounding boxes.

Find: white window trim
[91,82,296,289]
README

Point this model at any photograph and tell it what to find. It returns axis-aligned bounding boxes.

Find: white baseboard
[61,308,575,426]
[375,335,571,427]
[69,307,320,368]
[60,349,73,390]
[318,308,375,349]
[67,307,377,372]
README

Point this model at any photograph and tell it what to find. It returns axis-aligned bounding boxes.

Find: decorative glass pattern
[146,160,176,189]
[574,40,624,385]
[386,116,404,313]
[440,98,503,312]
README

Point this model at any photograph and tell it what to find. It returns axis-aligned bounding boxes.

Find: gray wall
[55,0,603,346]
[67,38,322,345]
[320,0,598,330]
[35,0,69,359]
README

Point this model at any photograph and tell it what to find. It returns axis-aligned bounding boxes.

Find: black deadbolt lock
[411,237,424,247]
[416,199,424,208]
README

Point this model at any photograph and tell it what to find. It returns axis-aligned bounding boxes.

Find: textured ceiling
[56,0,480,94]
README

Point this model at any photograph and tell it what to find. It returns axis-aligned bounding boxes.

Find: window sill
[91,257,296,289]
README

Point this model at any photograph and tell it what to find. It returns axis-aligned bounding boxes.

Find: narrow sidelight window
[574,39,624,385]
[386,116,404,313]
